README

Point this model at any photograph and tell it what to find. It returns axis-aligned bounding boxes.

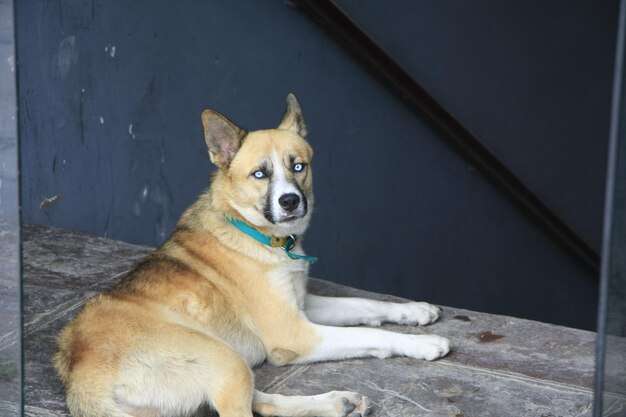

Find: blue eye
[293,163,304,172]
[253,170,266,179]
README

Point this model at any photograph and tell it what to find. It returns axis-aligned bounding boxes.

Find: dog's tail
[52,324,74,385]
[54,324,133,417]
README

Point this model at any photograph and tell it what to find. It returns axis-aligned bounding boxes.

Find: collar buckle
[283,235,296,251]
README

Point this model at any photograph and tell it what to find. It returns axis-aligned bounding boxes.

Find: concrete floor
[2,225,622,416]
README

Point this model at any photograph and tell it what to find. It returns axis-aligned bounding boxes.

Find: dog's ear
[201,110,247,168]
[278,93,307,138]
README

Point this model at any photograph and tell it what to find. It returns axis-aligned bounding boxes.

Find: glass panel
[0,0,22,415]
[596,0,626,415]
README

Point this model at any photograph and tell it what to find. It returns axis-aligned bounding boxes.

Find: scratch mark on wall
[99,116,104,124]
[132,183,149,217]
[55,36,77,79]
[103,151,115,238]
[78,93,85,144]
[128,123,135,139]
[104,44,116,58]
[40,195,61,209]
[23,97,31,120]
[7,55,14,72]
[154,169,174,242]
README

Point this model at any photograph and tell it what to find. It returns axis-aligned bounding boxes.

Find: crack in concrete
[362,380,432,412]
[436,359,593,396]
[261,364,312,392]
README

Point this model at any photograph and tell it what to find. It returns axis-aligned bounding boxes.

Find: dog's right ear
[201,110,247,169]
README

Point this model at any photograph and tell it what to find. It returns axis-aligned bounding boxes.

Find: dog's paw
[328,391,371,417]
[388,302,441,326]
[400,334,450,361]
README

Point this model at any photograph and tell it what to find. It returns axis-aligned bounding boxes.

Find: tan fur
[54,94,449,417]
[54,96,319,417]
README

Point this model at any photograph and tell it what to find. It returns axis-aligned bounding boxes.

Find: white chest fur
[268,259,309,310]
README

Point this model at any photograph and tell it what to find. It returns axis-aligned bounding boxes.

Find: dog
[53,94,450,417]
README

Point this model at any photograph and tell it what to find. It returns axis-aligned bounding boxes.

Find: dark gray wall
[16,0,616,330]
[336,0,618,253]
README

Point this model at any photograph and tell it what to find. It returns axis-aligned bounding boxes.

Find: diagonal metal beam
[291,0,600,275]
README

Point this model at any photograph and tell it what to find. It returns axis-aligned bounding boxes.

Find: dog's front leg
[253,389,370,417]
[286,324,450,365]
[304,293,441,327]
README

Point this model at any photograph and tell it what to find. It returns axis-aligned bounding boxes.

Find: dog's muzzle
[279,193,300,212]
[268,192,307,224]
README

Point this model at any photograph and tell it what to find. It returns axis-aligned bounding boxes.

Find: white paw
[388,302,441,326]
[400,334,450,361]
[329,391,371,417]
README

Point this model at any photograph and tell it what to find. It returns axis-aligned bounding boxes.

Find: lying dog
[54,94,450,417]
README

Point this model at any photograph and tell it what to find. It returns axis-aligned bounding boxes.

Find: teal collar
[225,216,318,264]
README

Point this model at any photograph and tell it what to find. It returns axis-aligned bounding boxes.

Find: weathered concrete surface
[3,225,623,416]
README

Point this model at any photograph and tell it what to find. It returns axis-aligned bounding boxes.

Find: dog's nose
[279,193,300,212]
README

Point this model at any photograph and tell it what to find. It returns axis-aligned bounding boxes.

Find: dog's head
[202,94,314,237]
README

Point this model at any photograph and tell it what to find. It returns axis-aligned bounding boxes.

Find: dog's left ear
[201,110,247,169]
[278,93,308,138]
